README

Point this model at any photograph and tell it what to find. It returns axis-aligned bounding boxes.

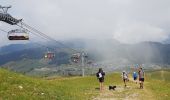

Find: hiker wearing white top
[122,71,128,87]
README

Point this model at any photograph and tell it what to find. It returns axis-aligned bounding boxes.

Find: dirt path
[93,78,155,100]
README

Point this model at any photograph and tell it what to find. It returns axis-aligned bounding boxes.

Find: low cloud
[113,22,168,44]
[0,0,170,46]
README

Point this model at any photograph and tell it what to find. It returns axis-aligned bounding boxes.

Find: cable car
[71,53,81,63]
[44,52,55,59]
[8,29,29,40]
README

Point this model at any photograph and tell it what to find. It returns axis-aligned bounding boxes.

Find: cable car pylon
[0,5,22,25]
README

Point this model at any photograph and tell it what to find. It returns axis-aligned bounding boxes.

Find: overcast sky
[0,0,170,47]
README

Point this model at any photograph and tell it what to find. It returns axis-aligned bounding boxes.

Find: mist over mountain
[0,39,170,76]
[1,39,170,65]
[83,39,169,65]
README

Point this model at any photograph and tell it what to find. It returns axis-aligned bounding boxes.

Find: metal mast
[0,5,12,13]
[81,52,85,77]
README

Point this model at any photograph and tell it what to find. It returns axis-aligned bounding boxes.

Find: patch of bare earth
[93,78,155,100]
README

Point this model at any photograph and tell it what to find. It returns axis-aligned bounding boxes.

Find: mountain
[84,40,170,65]
[1,39,170,76]
[0,43,40,54]
[0,41,82,76]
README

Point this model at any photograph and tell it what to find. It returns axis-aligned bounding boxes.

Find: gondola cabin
[71,53,81,63]
[8,29,29,40]
[44,52,55,59]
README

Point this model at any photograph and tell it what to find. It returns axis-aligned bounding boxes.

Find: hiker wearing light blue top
[133,71,138,84]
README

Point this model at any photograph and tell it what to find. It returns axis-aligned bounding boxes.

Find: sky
[0,0,170,47]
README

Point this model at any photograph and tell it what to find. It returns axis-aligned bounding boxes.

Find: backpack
[98,73,102,78]
[122,72,128,79]
[96,72,103,78]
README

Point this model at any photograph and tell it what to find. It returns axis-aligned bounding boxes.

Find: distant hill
[85,40,170,65]
[0,42,75,65]
[0,44,37,54]
[1,39,170,76]
[0,41,83,76]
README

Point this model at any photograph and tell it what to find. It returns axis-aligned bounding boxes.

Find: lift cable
[21,22,78,53]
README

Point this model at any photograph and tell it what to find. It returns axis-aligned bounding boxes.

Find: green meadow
[0,68,169,100]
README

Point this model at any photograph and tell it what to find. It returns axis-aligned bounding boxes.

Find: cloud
[0,0,170,46]
[113,22,168,44]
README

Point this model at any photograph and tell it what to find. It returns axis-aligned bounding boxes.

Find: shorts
[99,78,104,83]
[123,78,128,82]
[134,77,137,80]
[139,78,144,82]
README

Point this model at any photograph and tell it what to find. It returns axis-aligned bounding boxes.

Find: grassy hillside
[147,70,170,100]
[0,68,169,100]
[0,68,98,100]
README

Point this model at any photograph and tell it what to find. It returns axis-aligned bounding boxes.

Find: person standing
[96,68,105,91]
[138,68,145,89]
[133,71,138,84]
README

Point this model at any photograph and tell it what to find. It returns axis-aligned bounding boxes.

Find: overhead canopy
[0,13,21,25]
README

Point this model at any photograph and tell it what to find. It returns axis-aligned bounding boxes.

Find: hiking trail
[93,78,155,100]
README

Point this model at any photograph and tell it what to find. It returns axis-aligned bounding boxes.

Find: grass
[0,68,170,100]
[146,70,170,100]
[0,68,98,100]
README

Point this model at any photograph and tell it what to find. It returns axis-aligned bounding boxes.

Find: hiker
[138,67,145,89]
[133,71,138,84]
[96,68,105,91]
[122,71,128,87]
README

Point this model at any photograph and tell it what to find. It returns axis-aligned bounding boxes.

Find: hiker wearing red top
[138,67,145,89]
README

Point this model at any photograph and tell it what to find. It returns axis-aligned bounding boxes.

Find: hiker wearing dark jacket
[96,68,105,91]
